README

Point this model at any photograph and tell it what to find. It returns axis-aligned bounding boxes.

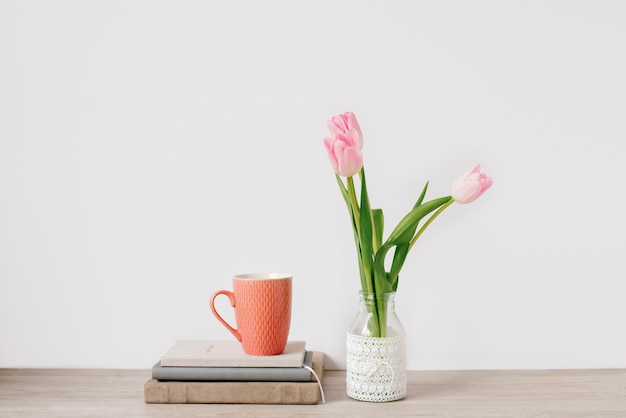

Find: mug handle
[210,290,242,342]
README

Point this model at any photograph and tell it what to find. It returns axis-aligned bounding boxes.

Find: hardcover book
[152,351,314,382]
[160,340,306,368]
[144,351,325,405]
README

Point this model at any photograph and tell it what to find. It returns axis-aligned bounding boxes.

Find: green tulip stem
[347,176,361,235]
[408,198,455,251]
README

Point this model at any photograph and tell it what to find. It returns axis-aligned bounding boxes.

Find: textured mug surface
[210,273,292,356]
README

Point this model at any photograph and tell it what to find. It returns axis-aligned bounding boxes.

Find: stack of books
[144,340,325,405]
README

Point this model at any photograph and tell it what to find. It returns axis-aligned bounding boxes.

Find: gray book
[152,351,314,382]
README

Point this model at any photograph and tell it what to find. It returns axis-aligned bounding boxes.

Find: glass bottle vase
[346,292,406,402]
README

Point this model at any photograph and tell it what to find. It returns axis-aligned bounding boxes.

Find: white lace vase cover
[346,333,407,402]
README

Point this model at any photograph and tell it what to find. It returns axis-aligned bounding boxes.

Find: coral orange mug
[210,273,292,356]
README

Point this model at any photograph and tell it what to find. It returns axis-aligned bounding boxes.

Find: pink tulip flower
[324,134,363,177]
[451,164,493,204]
[327,111,363,142]
[324,112,364,177]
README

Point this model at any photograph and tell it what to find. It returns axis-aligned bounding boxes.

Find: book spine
[144,352,325,405]
[159,340,306,367]
[144,380,321,404]
[152,352,314,382]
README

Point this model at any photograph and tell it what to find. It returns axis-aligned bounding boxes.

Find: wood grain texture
[1,368,626,417]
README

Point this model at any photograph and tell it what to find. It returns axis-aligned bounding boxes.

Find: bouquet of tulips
[323,112,493,338]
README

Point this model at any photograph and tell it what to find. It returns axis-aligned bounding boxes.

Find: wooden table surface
[1,368,625,417]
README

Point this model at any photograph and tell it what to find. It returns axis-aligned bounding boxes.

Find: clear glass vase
[346,292,406,402]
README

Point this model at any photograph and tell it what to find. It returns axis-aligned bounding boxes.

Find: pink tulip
[451,164,493,204]
[327,111,363,142]
[324,134,363,177]
[324,112,364,177]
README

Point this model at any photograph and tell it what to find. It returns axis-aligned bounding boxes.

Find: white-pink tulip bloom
[327,111,363,143]
[451,164,493,204]
[324,112,364,177]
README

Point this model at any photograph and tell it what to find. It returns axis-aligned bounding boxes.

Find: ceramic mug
[210,273,292,356]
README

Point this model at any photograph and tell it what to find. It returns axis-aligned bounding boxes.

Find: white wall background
[1,0,625,370]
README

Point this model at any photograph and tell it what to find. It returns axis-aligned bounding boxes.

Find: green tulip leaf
[389,182,431,289]
[372,209,384,253]
[373,196,452,290]
[358,169,375,294]
[336,174,368,291]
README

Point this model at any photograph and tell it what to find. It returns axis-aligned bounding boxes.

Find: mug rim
[234,272,292,281]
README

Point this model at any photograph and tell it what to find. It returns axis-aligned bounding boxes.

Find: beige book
[144,351,325,405]
[160,340,306,368]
